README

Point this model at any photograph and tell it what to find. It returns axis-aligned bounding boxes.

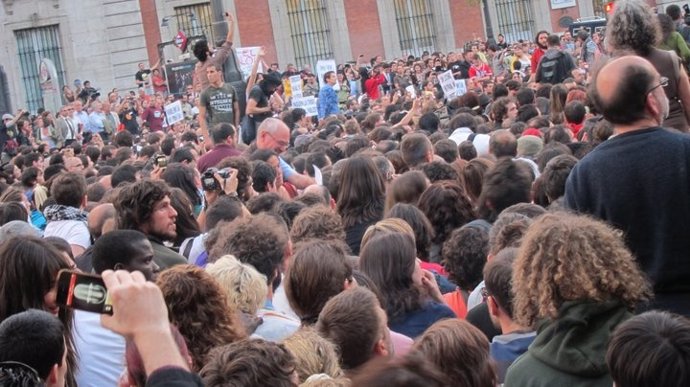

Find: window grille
[393,0,436,58]
[494,0,535,44]
[592,0,606,18]
[175,2,216,43]
[286,0,334,69]
[15,25,66,113]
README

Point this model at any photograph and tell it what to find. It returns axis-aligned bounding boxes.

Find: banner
[165,100,184,125]
[236,47,264,80]
[292,96,318,117]
[438,70,457,100]
[316,59,339,91]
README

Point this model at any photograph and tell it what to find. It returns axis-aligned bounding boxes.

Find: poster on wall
[165,61,196,96]
[550,0,576,10]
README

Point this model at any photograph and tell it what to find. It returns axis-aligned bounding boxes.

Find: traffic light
[604,1,615,14]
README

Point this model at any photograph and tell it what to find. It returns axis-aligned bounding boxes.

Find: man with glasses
[565,55,690,315]
[255,118,313,189]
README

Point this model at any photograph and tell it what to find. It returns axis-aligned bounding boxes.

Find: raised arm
[246,47,266,96]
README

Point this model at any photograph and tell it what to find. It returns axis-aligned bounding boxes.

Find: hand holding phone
[55,270,113,314]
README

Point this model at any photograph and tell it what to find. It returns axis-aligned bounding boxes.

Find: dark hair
[607,310,690,387]
[114,130,134,147]
[160,137,175,156]
[211,123,235,144]
[316,287,384,369]
[0,202,28,225]
[360,232,421,323]
[205,195,244,231]
[477,158,532,222]
[536,142,572,172]
[541,154,578,202]
[111,164,139,188]
[384,170,427,213]
[216,157,253,203]
[401,133,432,168]
[420,161,459,183]
[387,203,435,261]
[515,88,535,107]
[114,179,170,231]
[350,351,449,386]
[201,338,296,387]
[483,247,518,318]
[193,39,210,62]
[208,213,288,285]
[271,200,306,230]
[434,139,459,163]
[458,140,478,161]
[50,172,86,207]
[418,181,476,244]
[169,188,201,245]
[441,224,490,290]
[170,147,195,164]
[91,230,148,274]
[337,157,385,228]
[285,241,353,324]
[0,309,65,380]
[418,112,440,132]
[246,192,283,214]
[44,164,67,182]
[162,163,202,207]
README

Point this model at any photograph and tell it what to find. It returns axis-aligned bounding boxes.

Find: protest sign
[438,70,457,100]
[292,96,318,117]
[164,101,184,125]
[316,59,340,91]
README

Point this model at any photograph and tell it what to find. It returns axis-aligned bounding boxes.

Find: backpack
[537,52,567,84]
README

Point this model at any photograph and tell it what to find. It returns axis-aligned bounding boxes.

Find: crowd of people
[1,0,690,386]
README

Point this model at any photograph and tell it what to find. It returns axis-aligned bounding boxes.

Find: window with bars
[393,0,436,58]
[15,25,66,113]
[286,0,334,69]
[592,0,606,17]
[494,0,535,44]
[175,2,216,43]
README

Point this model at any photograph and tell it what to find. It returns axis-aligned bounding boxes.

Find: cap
[522,128,543,138]
[2,113,13,121]
[517,135,544,158]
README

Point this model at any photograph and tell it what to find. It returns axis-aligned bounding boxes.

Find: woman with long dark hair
[336,156,385,254]
[161,162,203,216]
[359,232,455,338]
[0,236,78,387]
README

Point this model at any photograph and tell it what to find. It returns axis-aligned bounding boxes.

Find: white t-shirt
[44,219,91,248]
[74,310,126,387]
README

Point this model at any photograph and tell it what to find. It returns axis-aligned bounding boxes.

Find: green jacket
[504,300,631,387]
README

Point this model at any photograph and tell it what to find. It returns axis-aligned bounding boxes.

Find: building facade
[0,0,660,113]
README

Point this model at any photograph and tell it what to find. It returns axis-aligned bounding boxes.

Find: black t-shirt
[135,69,151,84]
[119,108,140,134]
[248,85,271,122]
[448,61,466,79]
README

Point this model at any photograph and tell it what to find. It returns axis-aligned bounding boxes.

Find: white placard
[314,165,323,186]
[292,96,318,117]
[405,85,417,99]
[164,100,184,125]
[438,70,457,100]
[316,59,340,91]
[290,75,303,98]
[455,79,467,97]
[236,47,264,80]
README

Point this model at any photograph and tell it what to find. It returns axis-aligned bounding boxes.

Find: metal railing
[175,2,216,44]
[15,25,66,113]
[286,0,334,69]
[393,0,436,58]
[495,0,535,44]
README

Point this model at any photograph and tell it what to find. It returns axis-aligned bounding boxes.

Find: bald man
[255,118,314,189]
[565,56,690,315]
[76,203,117,272]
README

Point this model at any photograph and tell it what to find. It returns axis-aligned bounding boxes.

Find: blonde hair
[206,255,268,315]
[282,328,343,383]
[513,213,652,327]
[360,218,415,252]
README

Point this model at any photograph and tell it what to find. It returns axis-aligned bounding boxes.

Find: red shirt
[468,63,493,79]
[531,47,546,75]
[365,73,385,100]
[196,143,242,173]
